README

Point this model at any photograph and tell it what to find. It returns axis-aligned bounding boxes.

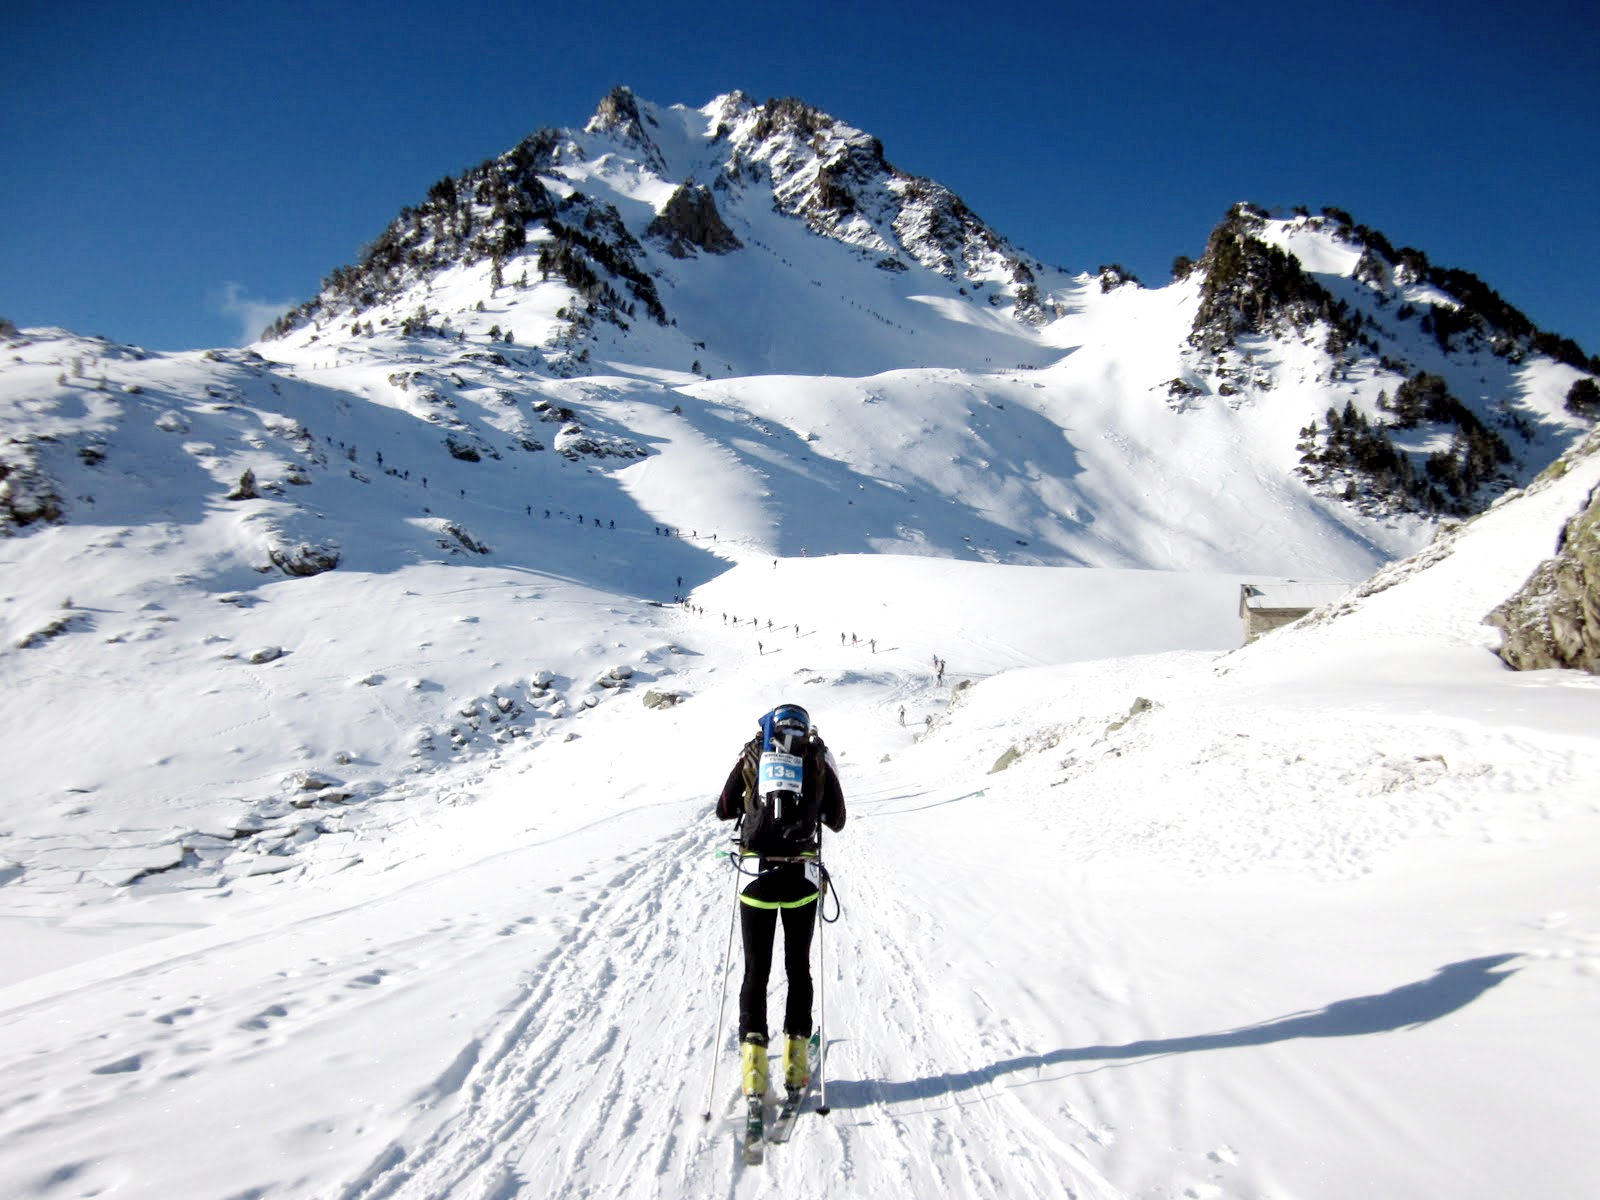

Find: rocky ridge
[1487,430,1600,673]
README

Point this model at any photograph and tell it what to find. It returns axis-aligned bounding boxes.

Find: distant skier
[716,703,846,1100]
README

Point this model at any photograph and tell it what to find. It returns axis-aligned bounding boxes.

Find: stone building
[1238,582,1348,643]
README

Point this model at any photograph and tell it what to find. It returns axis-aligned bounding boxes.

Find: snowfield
[2,432,1598,1199]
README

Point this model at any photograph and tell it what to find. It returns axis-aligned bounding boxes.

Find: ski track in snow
[328,802,1136,1200]
[336,818,731,1200]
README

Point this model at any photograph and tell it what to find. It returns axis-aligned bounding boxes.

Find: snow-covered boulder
[268,540,341,577]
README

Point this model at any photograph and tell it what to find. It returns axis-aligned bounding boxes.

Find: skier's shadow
[824,954,1519,1109]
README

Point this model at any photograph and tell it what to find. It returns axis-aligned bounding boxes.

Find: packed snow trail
[337,817,731,1200]
[328,786,1131,1200]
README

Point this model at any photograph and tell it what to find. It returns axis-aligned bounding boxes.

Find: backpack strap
[738,737,761,822]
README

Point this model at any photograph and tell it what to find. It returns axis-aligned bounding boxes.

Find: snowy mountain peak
[262,88,1059,360]
[702,89,757,132]
[584,84,646,137]
[583,85,669,176]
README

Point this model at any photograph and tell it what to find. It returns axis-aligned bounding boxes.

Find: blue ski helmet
[760,703,811,754]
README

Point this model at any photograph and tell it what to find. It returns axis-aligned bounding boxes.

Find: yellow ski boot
[740,1034,769,1097]
[781,1033,810,1091]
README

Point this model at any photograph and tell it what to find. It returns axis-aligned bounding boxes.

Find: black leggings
[738,896,818,1041]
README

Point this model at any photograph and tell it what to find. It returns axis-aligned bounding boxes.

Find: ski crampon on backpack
[739,704,820,856]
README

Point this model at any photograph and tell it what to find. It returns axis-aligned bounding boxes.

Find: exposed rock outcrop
[0,453,63,532]
[584,86,669,175]
[1487,479,1600,673]
[1190,204,1337,355]
[647,183,741,257]
[269,540,341,577]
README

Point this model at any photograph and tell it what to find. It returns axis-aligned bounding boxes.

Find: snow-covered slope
[1,413,1597,1200]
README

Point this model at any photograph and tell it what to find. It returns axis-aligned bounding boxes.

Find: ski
[767,1086,805,1144]
[742,1096,765,1165]
[767,1032,820,1145]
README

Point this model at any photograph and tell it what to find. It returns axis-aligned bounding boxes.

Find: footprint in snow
[239,1004,289,1030]
[91,1054,144,1075]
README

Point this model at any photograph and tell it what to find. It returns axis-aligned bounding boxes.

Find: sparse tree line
[1189,205,1353,355]
[1297,372,1518,515]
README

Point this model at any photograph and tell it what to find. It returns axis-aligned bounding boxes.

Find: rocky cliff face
[717,95,1043,305]
[1487,433,1600,673]
[646,183,741,257]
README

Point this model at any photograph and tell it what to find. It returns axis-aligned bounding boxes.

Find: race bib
[758,750,803,794]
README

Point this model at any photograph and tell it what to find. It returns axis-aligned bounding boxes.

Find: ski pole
[701,856,742,1121]
[816,868,830,1116]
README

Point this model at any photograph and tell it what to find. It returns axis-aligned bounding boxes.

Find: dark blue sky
[3,0,1596,355]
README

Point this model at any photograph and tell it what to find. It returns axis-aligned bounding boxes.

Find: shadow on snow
[826,954,1520,1109]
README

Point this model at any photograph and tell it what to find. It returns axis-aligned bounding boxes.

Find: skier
[716,703,846,1102]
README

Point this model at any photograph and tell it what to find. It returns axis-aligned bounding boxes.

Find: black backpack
[738,735,821,856]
